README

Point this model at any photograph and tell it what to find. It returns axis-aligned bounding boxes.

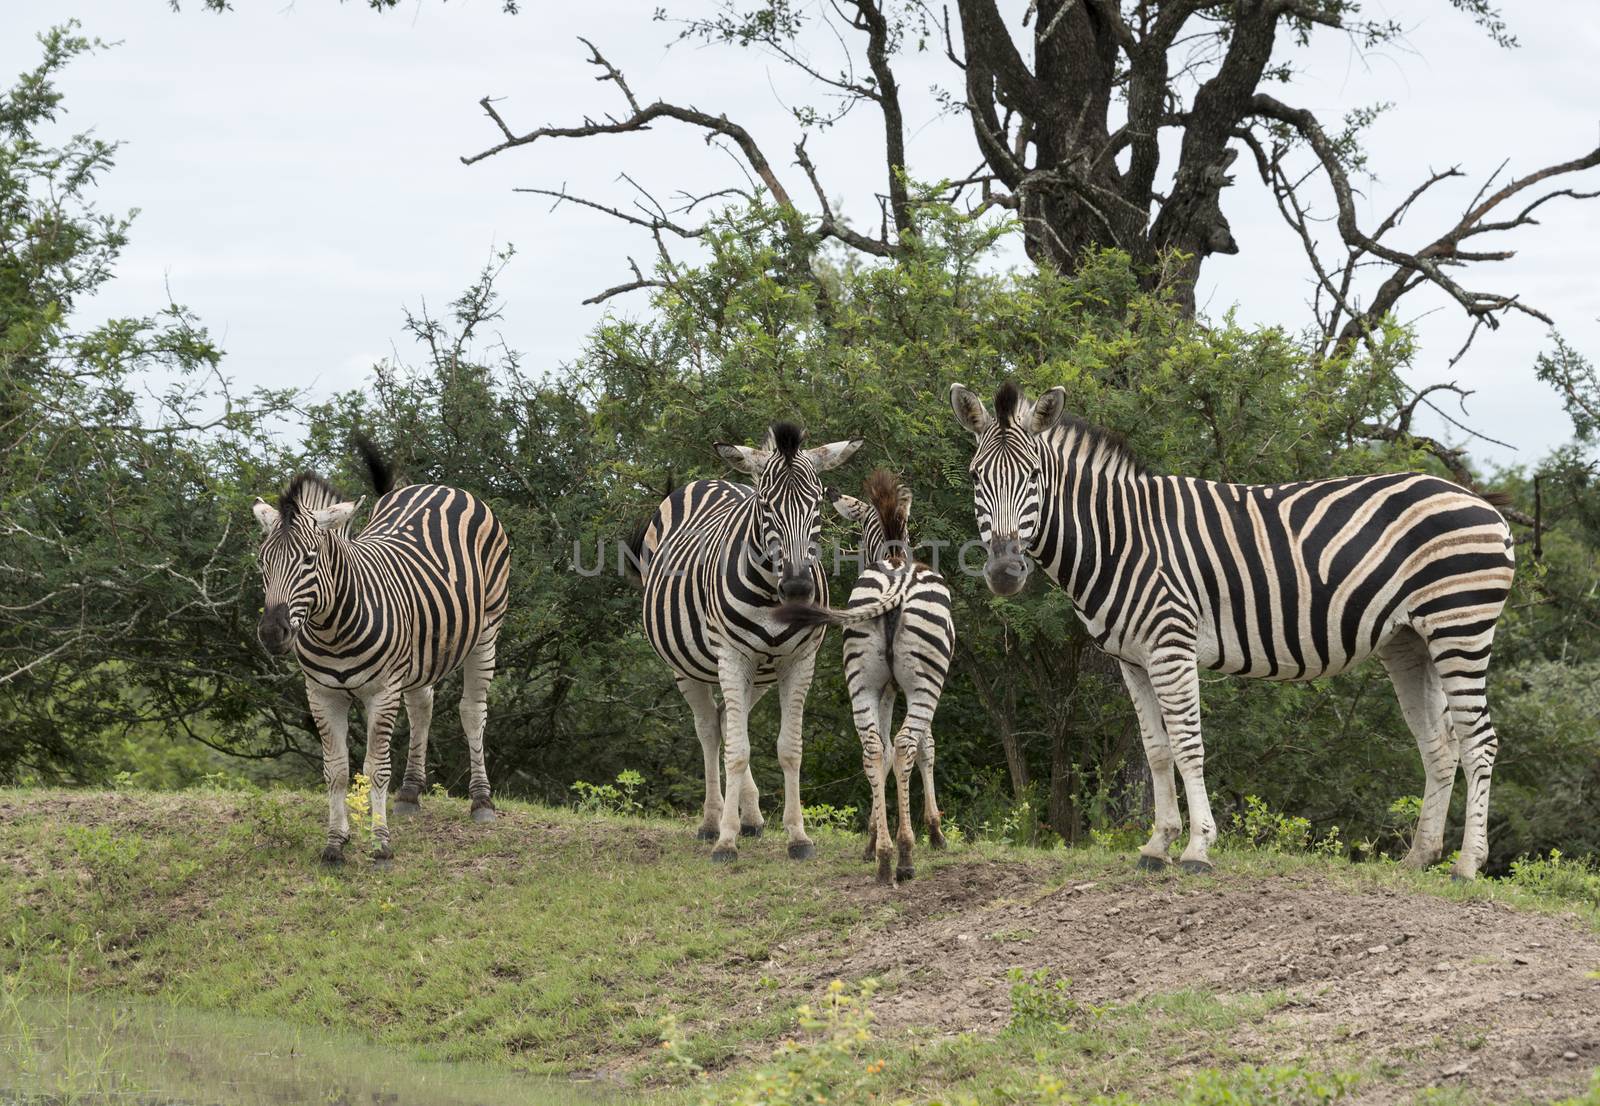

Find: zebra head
[251,474,362,655]
[716,423,863,603]
[949,380,1067,596]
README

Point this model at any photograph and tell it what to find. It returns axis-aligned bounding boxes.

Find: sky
[6,0,1598,470]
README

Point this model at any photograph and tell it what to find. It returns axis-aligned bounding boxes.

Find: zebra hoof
[319,845,345,866]
[1178,859,1215,875]
[896,866,915,883]
[371,846,394,866]
[394,800,421,817]
[1450,872,1476,884]
[787,842,816,861]
[710,847,739,864]
[740,823,765,839]
[1136,854,1169,871]
[471,805,497,824]
[696,826,719,842]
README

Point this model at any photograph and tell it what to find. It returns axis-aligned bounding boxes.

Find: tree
[0,26,294,782]
[458,1,1599,351]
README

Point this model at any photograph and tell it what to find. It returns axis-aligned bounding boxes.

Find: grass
[2,787,1598,1105]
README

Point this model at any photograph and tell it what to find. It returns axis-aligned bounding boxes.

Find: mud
[783,859,1600,1102]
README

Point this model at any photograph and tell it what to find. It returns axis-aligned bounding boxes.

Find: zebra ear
[804,439,863,473]
[310,496,363,532]
[715,443,769,474]
[830,492,870,523]
[252,498,280,534]
[949,383,992,436]
[1028,386,1067,434]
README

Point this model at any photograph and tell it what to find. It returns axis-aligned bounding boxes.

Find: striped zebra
[252,441,511,863]
[778,471,955,885]
[950,381,1515,880]
[636,423,861,862]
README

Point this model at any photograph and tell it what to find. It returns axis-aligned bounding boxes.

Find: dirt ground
[774,858,1600,1103]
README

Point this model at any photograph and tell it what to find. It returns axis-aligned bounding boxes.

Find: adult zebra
[636,423,861,863]
[778,471,955,885]
[950,381,1515,880]
[252,441,511,863]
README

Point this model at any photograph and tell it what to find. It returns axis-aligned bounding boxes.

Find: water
[0,994,620,1105]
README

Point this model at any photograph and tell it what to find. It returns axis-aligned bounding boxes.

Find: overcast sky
[7,1,1598,469]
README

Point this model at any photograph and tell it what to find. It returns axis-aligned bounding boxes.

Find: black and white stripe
[777,471,955,885]
[952,381,1514,879]
[252,441,511,862]
[637,423,862,862]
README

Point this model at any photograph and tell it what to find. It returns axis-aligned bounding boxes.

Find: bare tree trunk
[961,641,1029,797]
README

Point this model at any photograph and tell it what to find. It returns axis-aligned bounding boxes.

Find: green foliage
[801,803,859,834]
[570,769,646,817]
[1507,850,1600,908]
[670,979,885,1106]
[1005,968,1079,1033]
[1231,795,1314,852]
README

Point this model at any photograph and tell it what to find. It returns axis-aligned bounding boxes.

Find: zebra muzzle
[778,573,815,602]
[983,537,1029,596]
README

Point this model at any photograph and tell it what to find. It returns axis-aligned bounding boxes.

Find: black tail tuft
[353,434,396,496]
[773,602,835,628]
[1479,490,1513,509]
[623,521,649,587]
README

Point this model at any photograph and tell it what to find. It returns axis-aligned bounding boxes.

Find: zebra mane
[994,381,1022,428]
[863,469,907,548]
[278,473,343,529]
[769,421,805,462]
[1055,415,1148,476]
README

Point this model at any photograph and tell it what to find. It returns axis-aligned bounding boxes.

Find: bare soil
[776,858,1600,1103]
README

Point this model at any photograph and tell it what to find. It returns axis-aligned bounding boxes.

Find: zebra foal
[778,471,955,885]
[635,422,861,863]
[252,440,511,862]
[951,381,1514,879]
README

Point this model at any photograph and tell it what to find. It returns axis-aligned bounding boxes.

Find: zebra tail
[353,435,397,496]
[773,574,912,628]
[622,521,649,588]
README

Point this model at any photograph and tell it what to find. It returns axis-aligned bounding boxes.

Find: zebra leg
[896,669,940,851]
[916,735,945,850]
[459,635,498,823]
[1426,630,1501,881]
[865,683,895,864]
[1119,661,1182,870]
[1378,630,1457,868]
[712,652,758,862]
[846,667,893,879]
[395,686,434,815]
[891,724,918,882]
[739,685,771,837]
[676,678,724,841]
[358,687,403,861]
[1149,656,1216,873]
[775,654,817,860]
[306,681,353,864]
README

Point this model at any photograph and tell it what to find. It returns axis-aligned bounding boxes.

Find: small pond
[1,993,620,1105]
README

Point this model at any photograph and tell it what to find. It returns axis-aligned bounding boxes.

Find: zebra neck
[1036,449,1153,607]
[734,513,784,600]
[303,536,368,640]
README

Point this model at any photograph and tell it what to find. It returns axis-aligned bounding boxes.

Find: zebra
[950,381,1515,880]
[635,422,861,863]
[777,471,955,886]
[252,440,511,863]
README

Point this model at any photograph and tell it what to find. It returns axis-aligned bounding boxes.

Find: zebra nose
[778,574,814,602]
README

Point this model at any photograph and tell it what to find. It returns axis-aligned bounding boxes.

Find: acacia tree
[458,1,1597,353]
